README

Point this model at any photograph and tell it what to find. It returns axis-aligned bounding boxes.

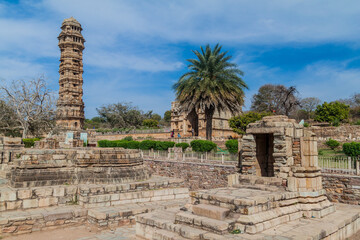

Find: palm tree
[173,44,248,140]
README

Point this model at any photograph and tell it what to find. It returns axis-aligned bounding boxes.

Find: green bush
[325,138,340,150]
[229,111,272,134]
[190,140,217,152]
[343,142,360,157]
[126,141,140,149]
[318,150,324,156]
[117,141,128,148]
[139,140,157,150]
[314,101,349,125]
[303,122,309,127]
[23,138,41,148]
[175,142,190,151]
[122,136,133,141]
[225,139,238,153]
[98,140,108,147]
[154,141,175,150]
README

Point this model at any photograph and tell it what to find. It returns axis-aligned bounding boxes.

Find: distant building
[56,17,85,130]
[170,101,239,139]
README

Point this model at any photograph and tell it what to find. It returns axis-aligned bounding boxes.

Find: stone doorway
[255,134,274,177]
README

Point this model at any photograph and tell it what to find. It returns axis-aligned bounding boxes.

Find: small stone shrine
[136,116,360,239]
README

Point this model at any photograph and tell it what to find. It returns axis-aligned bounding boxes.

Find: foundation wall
[322,173,360,205]
[144,159,237,190]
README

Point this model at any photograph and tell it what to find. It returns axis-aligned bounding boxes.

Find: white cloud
[85,51,183,72]
[43,0,360,44]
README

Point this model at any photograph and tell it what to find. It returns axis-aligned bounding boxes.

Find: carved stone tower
[56,17,85,130]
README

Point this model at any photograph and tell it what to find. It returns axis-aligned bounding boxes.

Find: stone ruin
[0,17,190,237]
[135,115,360,239]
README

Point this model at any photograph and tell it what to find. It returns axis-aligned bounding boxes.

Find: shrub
[325,138,340,150]
[154,141,175,150]
[225,139,238,153]
[190,140,217,152]
[23,138,41,148]
[229,111,272,134]
[142,119,158,128]
[98,140,108,147]
[116,141,128,148]
[126,141,140,149]
[303,122,309,127]
[343,142,360,157]
[139,140,157,150]
[122,136,133,141]
[175,142,190,151]
[318,150,324,156]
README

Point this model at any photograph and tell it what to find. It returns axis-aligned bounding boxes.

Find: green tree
[229,111,272,134]
[163,110,171,122]
[142,119,158,128]
[314,101,349,126]
[173,44,248,140]
[151,114,162,122]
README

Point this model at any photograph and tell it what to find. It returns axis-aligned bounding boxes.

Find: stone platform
[136,203,360,240]
[0,175,189,237]
[7,148,150,188]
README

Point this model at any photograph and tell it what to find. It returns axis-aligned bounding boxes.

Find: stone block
[17,189,32,199]
[53,187,65,197]
[39,197,59,207]
[192,204,230,220]
[6,200,22,210]
[23,199,39,209]
[43,210,73,221]
[88,209,107,220]
[0,190,17,201]
[34,188,53,197]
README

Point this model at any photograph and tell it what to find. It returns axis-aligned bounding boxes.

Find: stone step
[191,204,230,221]
[175,211,234,235]
[88,199,188,228]
[0,205,87,236]
[0,175,189,212]
[80,187,189,208]
[136,208,223,239]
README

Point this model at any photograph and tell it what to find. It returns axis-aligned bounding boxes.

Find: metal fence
[319,156,360,175]
[141,150,238,165]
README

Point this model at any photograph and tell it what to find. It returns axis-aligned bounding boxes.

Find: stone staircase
[136,181,337,239]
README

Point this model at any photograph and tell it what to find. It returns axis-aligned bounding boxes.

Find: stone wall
[144,159,237,190]
[322,174,360,205]
[310,125,360,142]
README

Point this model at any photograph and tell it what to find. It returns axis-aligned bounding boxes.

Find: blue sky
[1,0,360,118]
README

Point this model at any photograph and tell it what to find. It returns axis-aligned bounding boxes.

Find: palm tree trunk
[205,107,215,140]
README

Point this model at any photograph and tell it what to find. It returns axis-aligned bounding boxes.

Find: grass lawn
[318,148,346,157]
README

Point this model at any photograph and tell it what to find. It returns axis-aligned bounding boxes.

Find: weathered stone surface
[192,204,229,220]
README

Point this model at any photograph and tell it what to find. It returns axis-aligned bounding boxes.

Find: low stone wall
[322,173,360,205]
[144,159,237,191]
[310,125,360,142]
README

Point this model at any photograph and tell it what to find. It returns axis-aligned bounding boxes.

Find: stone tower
[56,17,85,130]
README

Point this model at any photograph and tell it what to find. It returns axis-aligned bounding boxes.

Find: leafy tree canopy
[229,111,272,134]
[173,44,248,140]
[314,101,349,125]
